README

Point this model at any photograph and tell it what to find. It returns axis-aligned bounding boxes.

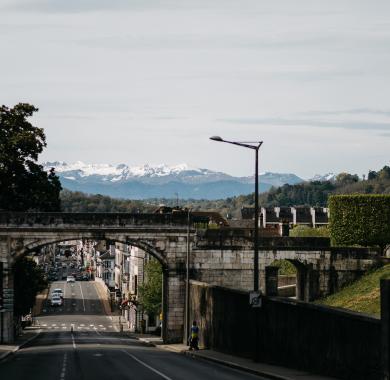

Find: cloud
[217,117,390,131]
[1,0,241,13]
[304,108,390,117]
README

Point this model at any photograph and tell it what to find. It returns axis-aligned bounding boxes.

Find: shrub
[329,194,390,250]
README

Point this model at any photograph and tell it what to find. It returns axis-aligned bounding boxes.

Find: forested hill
[60,166,390,218]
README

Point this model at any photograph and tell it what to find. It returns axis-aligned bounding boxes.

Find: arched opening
[12,235,168,342]
[270,259,298,298]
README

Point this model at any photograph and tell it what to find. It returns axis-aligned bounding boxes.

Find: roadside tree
[138,259,162,317]
[0,103,62,211]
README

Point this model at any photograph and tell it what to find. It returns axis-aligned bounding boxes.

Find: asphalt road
[0,280,268,380]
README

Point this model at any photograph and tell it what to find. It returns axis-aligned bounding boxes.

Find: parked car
[66,275,75,283]
[50,296,63,307]
[52,288,63,298]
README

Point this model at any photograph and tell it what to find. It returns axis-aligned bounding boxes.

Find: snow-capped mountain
[308,173,336,182]
[43,161,304,200]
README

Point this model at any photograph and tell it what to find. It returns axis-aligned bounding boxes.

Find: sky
[1,0,390,179]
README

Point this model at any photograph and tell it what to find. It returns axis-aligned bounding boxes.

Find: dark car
[82,274,90,281]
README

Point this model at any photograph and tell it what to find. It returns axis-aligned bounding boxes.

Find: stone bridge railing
[0,212,195,227]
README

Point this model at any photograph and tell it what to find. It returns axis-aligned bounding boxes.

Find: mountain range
[43,161,333,200]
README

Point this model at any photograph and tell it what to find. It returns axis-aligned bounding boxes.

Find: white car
[50,296,63,307]
[52,288,63,298]
[66,275,75,283]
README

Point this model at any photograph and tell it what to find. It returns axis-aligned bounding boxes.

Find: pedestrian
[189,320,199,351]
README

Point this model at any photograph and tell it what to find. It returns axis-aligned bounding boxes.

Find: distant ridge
[43,161,304,200]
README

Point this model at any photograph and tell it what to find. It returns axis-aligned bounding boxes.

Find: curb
[133,336,292,380]
[0,329,41,362]
[184,351,293,380]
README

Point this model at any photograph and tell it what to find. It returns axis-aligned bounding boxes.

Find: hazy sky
[1,0,390,178]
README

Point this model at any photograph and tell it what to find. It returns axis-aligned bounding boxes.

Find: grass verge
[315,264,390,316]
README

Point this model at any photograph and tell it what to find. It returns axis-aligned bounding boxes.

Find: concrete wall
[189,280,384,380]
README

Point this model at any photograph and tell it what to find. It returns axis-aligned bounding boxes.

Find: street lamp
[209,136,263,291]
[210,136,263,362]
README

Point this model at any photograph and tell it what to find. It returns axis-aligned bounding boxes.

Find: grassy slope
[316,264,390,316]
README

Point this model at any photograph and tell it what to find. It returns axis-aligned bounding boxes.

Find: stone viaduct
[0,212,381,344]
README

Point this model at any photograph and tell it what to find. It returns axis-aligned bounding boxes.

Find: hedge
[328,194,390,249]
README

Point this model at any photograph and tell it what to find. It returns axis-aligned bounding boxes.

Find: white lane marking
[90,324,94,327]
[121,350,173,380]
[52,324,57,326]
[79,282,86,312]
[80,324,85,327]
[42,324,47,327]
[60,352,67,379]
[61,323,66,326]
[71,333,76,349]
[98,325,103,327]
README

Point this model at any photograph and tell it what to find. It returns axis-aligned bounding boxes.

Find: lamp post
[209,136,263,291]
[210,136,263,361]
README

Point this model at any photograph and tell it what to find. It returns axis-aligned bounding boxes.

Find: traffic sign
[249,291,262,308]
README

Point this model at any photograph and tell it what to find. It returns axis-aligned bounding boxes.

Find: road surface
[0,280,268,380]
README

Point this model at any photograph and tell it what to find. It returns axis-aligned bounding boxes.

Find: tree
[138,259,162,316]
[368,170,378,180]
[13,256,47,317]
[378,165,390,180]
[335,172,359,185]
[0,103,62,211]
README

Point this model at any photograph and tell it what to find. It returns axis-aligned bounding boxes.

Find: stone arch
[12,235,169,269]
[7,233,181,342]
[265,252,318,302]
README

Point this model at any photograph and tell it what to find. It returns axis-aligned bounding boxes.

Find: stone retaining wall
[189,280,386,380]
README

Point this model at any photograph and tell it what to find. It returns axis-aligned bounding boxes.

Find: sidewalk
[94,280,113,316]
[0,327,41,362]
[32,287,49,316]
[134,335,339,380]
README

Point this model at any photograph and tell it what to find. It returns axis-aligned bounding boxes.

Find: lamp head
[209,136,223,142]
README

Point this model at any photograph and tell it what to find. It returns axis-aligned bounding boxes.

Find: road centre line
[79,282,86,312]
[71,333,76,349]
[121,350,173,380]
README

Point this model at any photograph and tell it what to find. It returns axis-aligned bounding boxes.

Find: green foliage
[270,260,297,275]
[259,181,336,207]
[138,259,162,315]
[60,190,153,213]
[316,264,390,316]
[329,194,390,249]
[290,225,329,237]
[0,103,62,211]
[13,257,48,316]
[335,172,359,185]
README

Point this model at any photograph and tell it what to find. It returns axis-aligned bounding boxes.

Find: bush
[290,225,329,237]
[329,194,390,250]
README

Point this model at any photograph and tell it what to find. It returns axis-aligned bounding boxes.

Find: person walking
[189,320,199,351]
